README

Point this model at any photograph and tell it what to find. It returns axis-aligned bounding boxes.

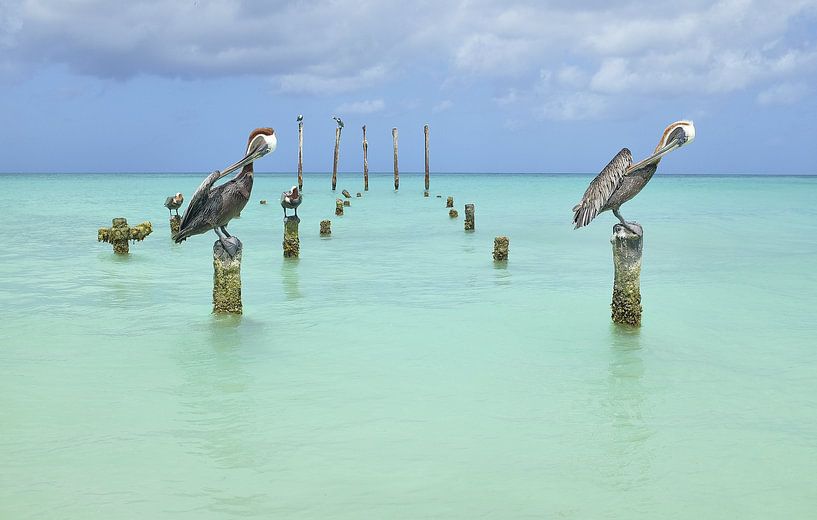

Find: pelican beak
[627,122,694,173]
[219,132,277,176]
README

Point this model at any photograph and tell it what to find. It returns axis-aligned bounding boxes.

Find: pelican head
[174,192,183,204]
[629,120,695,171]
[246,127,277,157]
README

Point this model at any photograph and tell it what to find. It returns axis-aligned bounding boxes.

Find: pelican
[164,192,184,216]
[332,116,344,129]
[572,120,695,235]
[281,186,302,218]
[173,127,277,256]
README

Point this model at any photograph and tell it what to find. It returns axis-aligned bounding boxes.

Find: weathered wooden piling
[335,199,344,216]
[342,189,351,199]
[98,218,152,254]
[449,209,459,218]
[392,127,399,190]
[362,125,369,191]
[464,204,475,231]
[169,215,181,235]
[446,196,454,208]
[493,236,509,261]
[356,192,361,197]
[212,240,242,314]
[283,216,300,258]
[297,116,304,190]
[332,126,342,191]
[320,219,331,236]
[611,224,643,327]
[424,124,430,192]
[343,200,350,207]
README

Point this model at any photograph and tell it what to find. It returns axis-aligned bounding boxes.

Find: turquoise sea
[1,172,816,519]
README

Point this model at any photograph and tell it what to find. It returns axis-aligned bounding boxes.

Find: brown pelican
[572,120,695,235]
[173,127,277,256]
[164,192,184,216]
[281,186,301,218]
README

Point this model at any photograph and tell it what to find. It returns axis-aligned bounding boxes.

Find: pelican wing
[178,170,226,232]
[572,148,632,229]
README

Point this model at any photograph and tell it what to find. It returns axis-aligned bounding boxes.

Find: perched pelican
[297,114,303,122]
[173,127,277,256]
[164,192,184,216]
[281,186,302,218]
[572,120,695,235]
[332,116,344,129]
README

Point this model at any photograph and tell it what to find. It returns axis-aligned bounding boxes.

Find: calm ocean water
[1,172,816,518]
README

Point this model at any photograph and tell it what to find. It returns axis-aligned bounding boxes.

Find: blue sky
[1,0,816,174]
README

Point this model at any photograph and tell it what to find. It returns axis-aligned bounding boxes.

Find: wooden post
[446,196,454,208]
[362,125,369,191]
[213,240,242,314]
[283,216,300,258]
[464,204,475,231]
[611,224,643,326]
[169,215,181,235]
[424,124,430,193]
[449,209,458,218]
[297,118,304,190]
[493,236,509,261]
[335,199,344,216]
[342,189,351,199]
[332,126,342,191]
[98,218,152,254]
[320,220,331,236]
[392,127,399,190]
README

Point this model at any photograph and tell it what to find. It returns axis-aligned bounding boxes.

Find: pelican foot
[615,222,643,237]
[219,236,243,258]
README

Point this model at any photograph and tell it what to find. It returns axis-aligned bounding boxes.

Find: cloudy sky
[1,0,816,174]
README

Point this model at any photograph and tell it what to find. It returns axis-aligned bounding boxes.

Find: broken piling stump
[464,204,475,231]
[449,209,458,218]
[356,192,361,197]
[342,189,351,199]
[611,224,643,327]
[213,240,242,314]
[320,220,331,236]
[169,215,181,235]
[493,236,509,261]
[335,199,344,216]
[259,199,267,205]
[446,196,454,208]
[283,216,300,258]
[98,218,152,254]
[343,200,350,207]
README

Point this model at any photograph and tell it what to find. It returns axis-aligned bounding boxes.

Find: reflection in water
[604,325,654,495]
[493,260,511,286]
[281,258,302,300]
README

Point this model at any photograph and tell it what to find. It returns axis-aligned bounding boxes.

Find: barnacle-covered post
[97,218,152,254]
[493,236,509,261]
[213,240,242,314]
[392,127,399,190]
[362,125,369,191]
[611,224,642,326]
[335,198,344,216]
[283,216,300,258]
[424,124,430,194]
[449,209,458,218]
[169,215,181,235]
[320,219,331,236]
[464,204,475,231]
[297,115,304,190]
[446,196,454,208]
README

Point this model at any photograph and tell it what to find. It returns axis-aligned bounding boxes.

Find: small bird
[332,116,344,129]
[281,185,302,218]
[572,120,695,235]
[174,128,277,257]
[297,114,303,123]
[164,192,184,216]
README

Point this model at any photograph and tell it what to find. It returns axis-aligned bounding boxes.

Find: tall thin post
[424,124,430,193]
[611,224,643,326]
[392,127,399,190]
[332,126,341,191]
[297,117,304,190]
[362,125,369,191]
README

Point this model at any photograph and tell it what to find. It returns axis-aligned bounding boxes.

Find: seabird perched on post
[173,127,277,257]
[332,116,344,129]
[281,186,302,218]
[164,192,184,216]
[297,114,303,122]
[572,121,696,236]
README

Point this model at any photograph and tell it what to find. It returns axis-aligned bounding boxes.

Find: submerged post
[611,224,643,326]
[335,199,344,216]
[362,125,369,191]
[424,124,430,193]
[297,115,304,190]
[332,125,342,191]
[169,215,181,235]
[213,240,242,314]
[392,127,399,190]
[98,218,152,254]
[320,219,331,236]
[283,216,300,258]
[464,204,475,231]
[493,236,509,261]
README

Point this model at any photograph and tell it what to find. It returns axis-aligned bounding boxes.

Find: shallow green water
[1,172,816,518]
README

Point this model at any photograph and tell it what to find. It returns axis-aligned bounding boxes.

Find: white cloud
[540,92,609,121]
[334,98,385,114]
[432,100,454,113]
[757,82,811,105]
